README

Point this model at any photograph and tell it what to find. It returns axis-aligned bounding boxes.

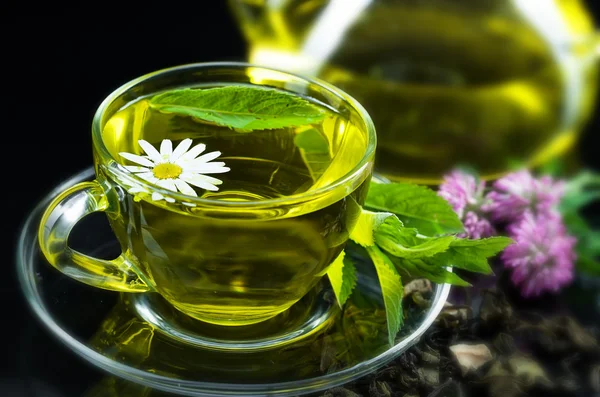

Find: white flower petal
[179,143,206,161]
[124,166,151,173]
[192,151,222,164]
[138,140,163,163]
[156,179,177,192]
[160,139,173,157]
[174,179,198,197]
[180,172,223,186]
[120,152,155,167]
[186,164,231,174]
[165,196,176,203]
[171,139,193,161]
[184,161,226,169]
[182,202,197,207]
[179,173,221,191]
[152,192,165,201]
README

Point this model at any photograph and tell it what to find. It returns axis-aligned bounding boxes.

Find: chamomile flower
[119,138,230,202]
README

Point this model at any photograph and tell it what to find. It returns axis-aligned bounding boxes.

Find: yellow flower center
[153,163,182,180]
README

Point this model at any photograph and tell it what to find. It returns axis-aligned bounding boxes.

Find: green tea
[99,84,370,326]
[230,0,598,184]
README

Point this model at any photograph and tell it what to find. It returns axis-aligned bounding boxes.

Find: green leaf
[576,255,600,277]
[537,157,565,177]
[149,86,326,131]
[389,255,471,287]
[365,182,464,236]
[326,251,358,307]
[433,237,514,274]
[384,237,512,285]
[366,246,404,346]
[561,171,600,213]
[375,218,456,259]
[294,127,330,153]
[348,198,397,247]
[563,211,600,275]
[294,128,332,182]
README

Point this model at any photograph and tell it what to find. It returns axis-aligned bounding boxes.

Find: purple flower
[486,169,565,223]
[462,211,495,239]
[438,170,495,239]
[501,211,576,298]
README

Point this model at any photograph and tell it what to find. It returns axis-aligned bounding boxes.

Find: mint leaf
[576,255,600,277]
[385,236,511,285]
[565,212,600,256]
[366,246,404,346]
[563,211,600,276]
[538,157,565,177]
[327,251,358,307]
[348,198,397,247]
[294,128,332,182]
[558,171,600,277]
[375,218,455,258]
[561,171,600,213]
[365,182,464,236]
[149,86,326,131]
[389,256,471,287]
[294,127,330,153]
[433,237,513,274]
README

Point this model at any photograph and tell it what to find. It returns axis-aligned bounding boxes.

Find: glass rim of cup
[91,61,377,209]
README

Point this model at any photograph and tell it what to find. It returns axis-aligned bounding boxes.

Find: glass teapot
[228,0,599,184]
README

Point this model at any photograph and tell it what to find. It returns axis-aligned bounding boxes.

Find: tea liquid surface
[100,84,369,325]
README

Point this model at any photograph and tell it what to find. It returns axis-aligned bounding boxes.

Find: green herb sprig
[328,182,512,346]
[150,86,326,131]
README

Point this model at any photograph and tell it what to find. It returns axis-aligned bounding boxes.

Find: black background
[2,1,600,395]
[1,2,248,394]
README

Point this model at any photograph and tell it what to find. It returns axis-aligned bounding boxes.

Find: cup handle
[38,180,152,293]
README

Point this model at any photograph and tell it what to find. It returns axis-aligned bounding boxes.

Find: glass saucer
[17,167,451,397]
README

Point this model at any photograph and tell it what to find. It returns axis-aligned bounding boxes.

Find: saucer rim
[16,167,451,397]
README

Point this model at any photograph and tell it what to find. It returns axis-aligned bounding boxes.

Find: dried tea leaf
[426,379,464,397]
[411,292,432,309]
[556,376,580,392]
[591,364,600,393]
[521,316,600,354]
[485,361,510,378]
[369,380,393,397]
[493,333,516,355]
[320,336,340,373]
[507,355,553,388]
[449,343,494,375]
[421,367,440,385]
[488,377,526,397]
[418,345,441,365]
[479,289,515,329]
[403,279,432,297]
[321,387,362,397]
[563,316,599,351]
[442,304,471,322]
[435,303,471,329]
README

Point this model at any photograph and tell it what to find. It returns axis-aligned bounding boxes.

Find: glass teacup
[38,62,375,326]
